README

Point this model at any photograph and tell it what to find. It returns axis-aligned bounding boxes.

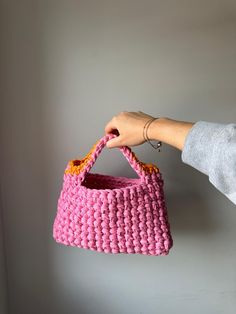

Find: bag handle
[65,133,159,182]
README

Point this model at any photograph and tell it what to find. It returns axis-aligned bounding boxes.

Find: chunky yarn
[53,133,173,255]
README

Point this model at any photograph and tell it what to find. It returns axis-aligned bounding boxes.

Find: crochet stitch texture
[53,133,173,255]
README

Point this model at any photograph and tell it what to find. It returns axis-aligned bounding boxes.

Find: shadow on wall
[163,148,221,236]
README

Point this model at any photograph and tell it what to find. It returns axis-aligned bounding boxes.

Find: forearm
[106,111,236,204]
[149,117,195,151]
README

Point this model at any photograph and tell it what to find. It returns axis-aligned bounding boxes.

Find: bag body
[53,134,173,255]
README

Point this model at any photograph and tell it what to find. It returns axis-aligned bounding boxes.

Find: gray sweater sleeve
[181,121,236,205]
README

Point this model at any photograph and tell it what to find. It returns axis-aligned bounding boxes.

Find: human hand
[105,111,194,151]
[104,111,156,148]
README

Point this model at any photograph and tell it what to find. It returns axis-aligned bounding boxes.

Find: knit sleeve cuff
[181,121,226,176]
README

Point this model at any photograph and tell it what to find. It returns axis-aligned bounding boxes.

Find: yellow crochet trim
[65,141,159,175]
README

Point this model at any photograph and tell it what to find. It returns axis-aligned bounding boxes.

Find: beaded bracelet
[143,118,162,152]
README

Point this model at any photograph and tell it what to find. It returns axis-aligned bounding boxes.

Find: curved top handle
[65,133,159,182]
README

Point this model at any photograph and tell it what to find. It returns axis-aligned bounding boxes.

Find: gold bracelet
[143,118,162,152]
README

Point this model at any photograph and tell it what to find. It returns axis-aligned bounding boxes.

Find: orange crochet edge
[65,140,99,175]
[130,150,159,174]
[65,140,159,176]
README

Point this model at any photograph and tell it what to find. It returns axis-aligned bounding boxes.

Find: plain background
[1,1,236,313]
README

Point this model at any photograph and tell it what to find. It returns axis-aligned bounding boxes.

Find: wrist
[147,117,195,150]
[147,117,169,142]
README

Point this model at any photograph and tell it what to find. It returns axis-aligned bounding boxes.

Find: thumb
[106,136,123,148]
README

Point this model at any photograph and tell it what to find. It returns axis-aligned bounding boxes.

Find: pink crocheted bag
[53,133,173,255]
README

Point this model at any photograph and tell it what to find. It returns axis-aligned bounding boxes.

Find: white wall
[0,199,8,314]
[1,1,236,314]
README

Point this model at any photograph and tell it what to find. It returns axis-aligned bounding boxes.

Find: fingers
[104,119,116,134]
[106,136,123,148]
